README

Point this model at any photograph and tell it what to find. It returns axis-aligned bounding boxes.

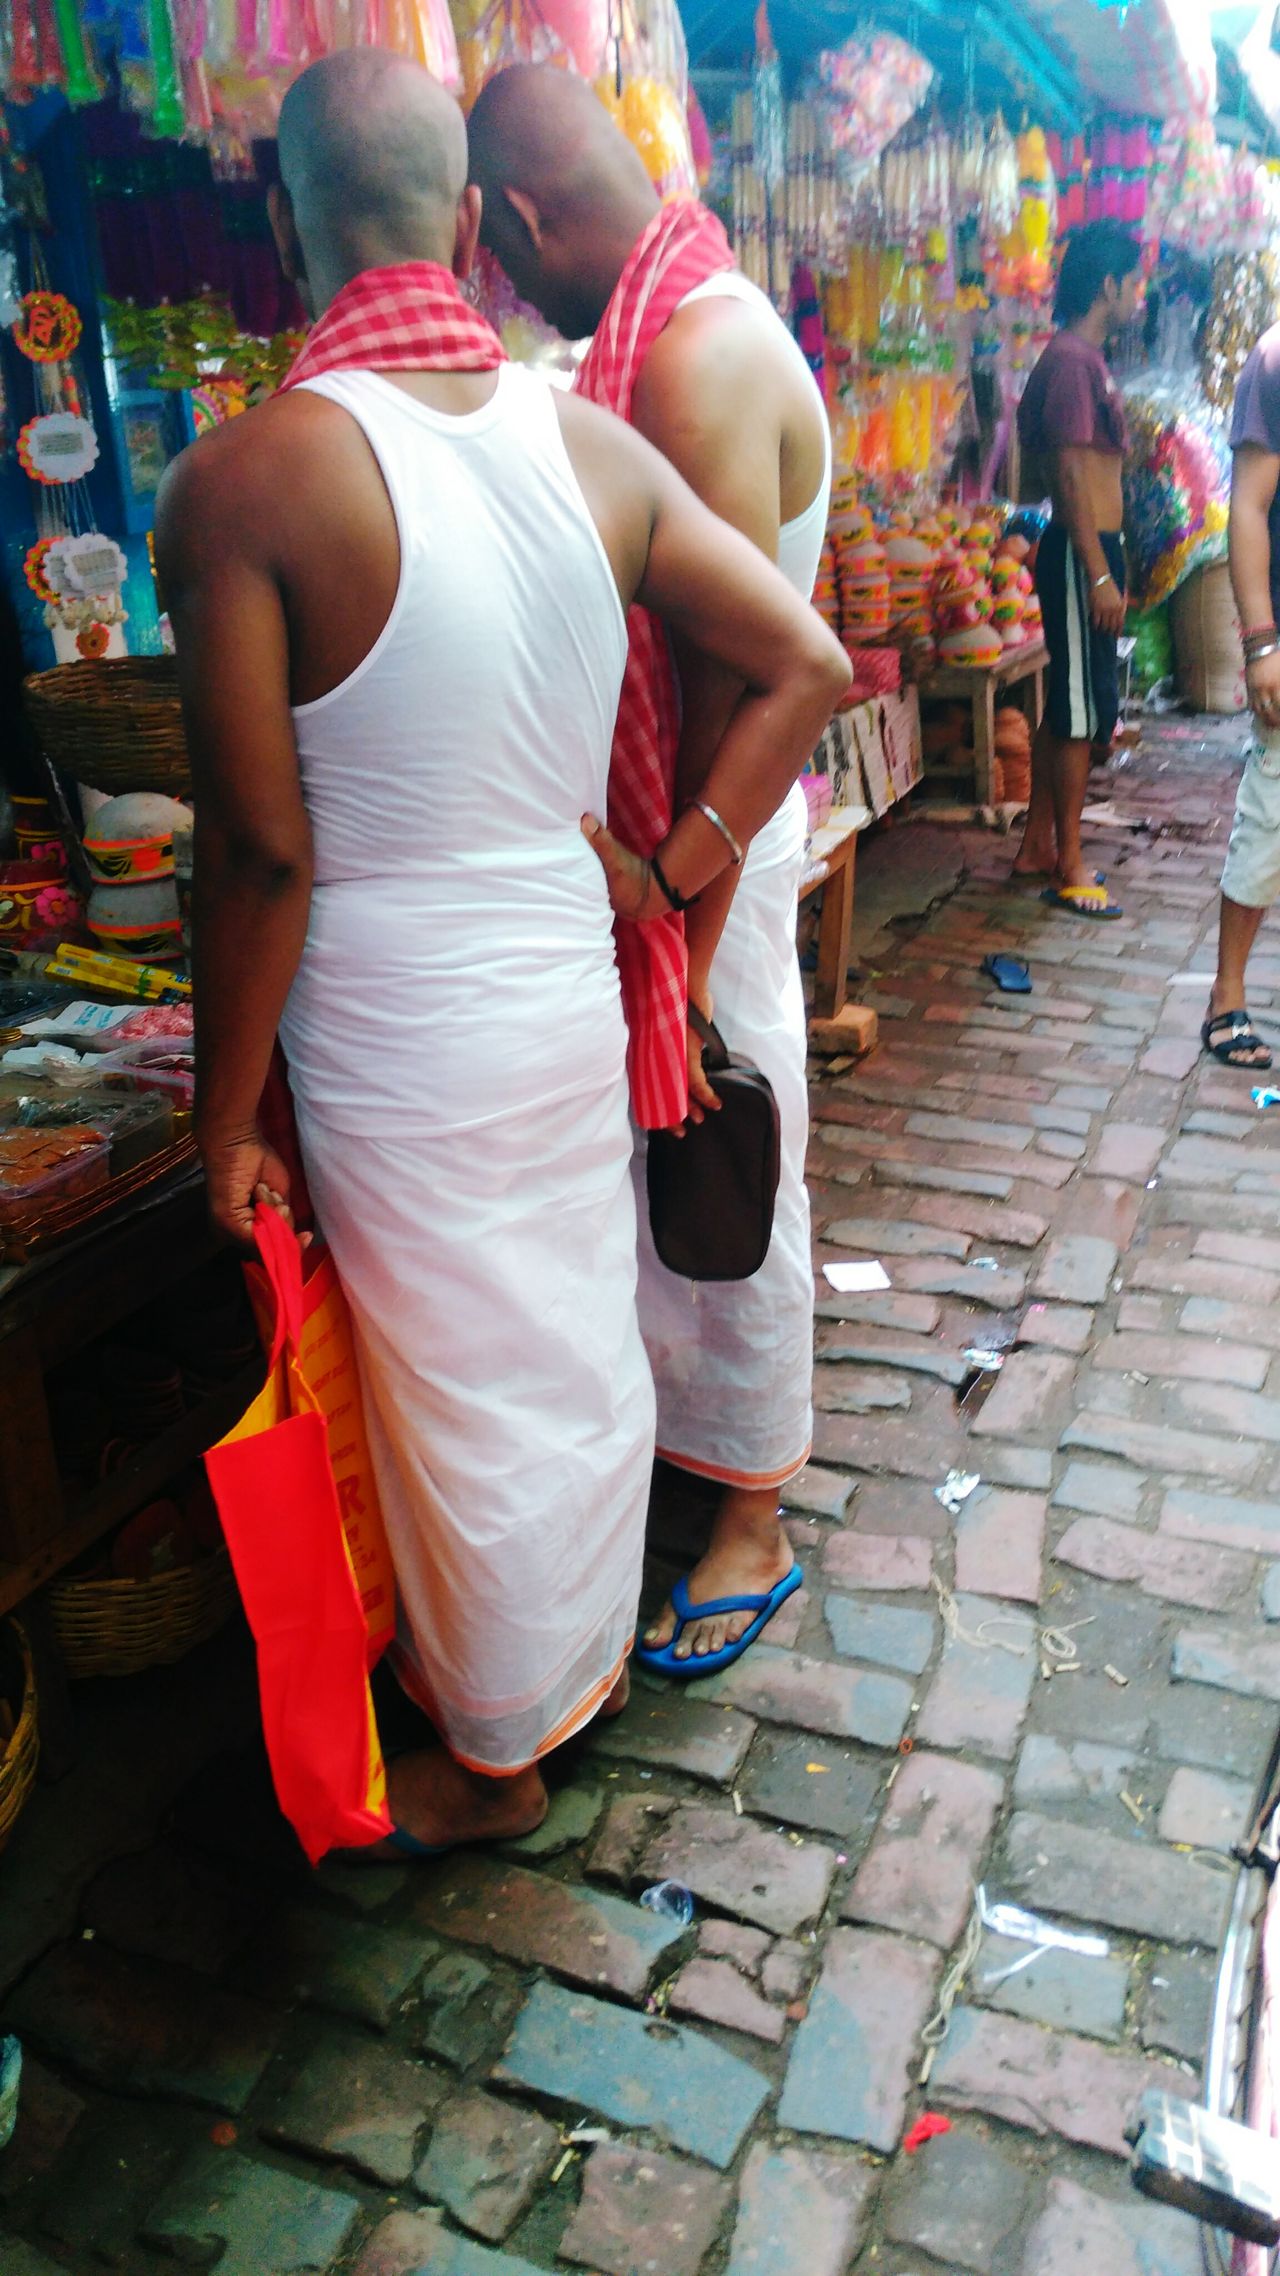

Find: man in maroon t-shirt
[1204,323,1280,1069]
[1014,223,1142,917]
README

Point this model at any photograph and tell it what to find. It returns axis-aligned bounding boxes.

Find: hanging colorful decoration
[1122,378,1231,611]
[22,537,58,603]
[8,234,129,664]
[1202,250,1280,416]
[809,31,934,170]
[12,289,83,363]
[189,378,249,432]
[17,411,101,485]
[45,533,130,596]
[6,0,460,142]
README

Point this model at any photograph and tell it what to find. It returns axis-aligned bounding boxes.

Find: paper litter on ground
[822,1261,892,1293]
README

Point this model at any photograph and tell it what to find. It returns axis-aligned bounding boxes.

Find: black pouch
[646,1009,781,1282]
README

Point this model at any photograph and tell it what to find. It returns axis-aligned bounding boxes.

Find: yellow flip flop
[1040,884,1123,921]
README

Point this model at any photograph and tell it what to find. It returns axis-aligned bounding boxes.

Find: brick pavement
[2,711,1278,2275]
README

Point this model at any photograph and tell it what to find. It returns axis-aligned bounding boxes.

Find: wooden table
[918,640,1048,805]
[799,807,870,1020]
[0,1172,254,1620]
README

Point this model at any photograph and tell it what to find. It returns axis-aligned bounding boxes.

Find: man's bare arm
[560,399,848,916]
[1055,446,1125,635]
[631,310,785,1015]
[1230,444,1280,723]
[155,430,314,1244]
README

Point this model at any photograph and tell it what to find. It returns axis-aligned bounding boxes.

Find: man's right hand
[1248,649,1280,729]
[1090,575,1127,637]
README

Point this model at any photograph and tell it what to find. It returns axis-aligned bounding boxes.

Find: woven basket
[50,1549,237,1679]
[23,658,191,797]
[0,1626,39,1852]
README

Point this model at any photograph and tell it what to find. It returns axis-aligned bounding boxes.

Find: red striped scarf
[575,198,735,1129]
[279,261,507,391]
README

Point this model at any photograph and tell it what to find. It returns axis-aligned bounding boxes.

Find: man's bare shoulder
[632,295,788,454]
[648,294,789,393]
[156,391,351,546]
[554,388,654,482]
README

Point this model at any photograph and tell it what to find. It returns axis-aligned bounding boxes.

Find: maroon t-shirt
[1018,329,1128,460]
[1231,321,1280,624]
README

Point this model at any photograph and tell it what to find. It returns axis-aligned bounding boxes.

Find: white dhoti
[634,781,814,1489]
[274,362,653,1774]
[298,1071,652,1774]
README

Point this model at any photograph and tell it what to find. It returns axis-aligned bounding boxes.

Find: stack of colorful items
[1049,124,1152,234]
[837,526,890,646]
[812,537,842,640]
[818,496,1043,683]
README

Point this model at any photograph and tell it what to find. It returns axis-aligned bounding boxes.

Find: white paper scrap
[822,1261,891,1294]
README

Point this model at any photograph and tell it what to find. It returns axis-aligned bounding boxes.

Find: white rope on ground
[918,1892,984,2085]
[931,1575,1095,1670]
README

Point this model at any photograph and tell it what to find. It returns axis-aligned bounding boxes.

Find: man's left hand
[581,814,664,921]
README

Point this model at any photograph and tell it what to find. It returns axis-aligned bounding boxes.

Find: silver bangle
[692,800,743,866]
[1092,572,1115,590]
[1247,643,1280,665]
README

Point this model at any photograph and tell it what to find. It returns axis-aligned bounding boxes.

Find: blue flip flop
[385,1825,455,1859]
[982,953,1032,994]
[637,1564,803,1680]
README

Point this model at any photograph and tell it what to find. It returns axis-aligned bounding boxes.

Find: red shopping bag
[205,1205,394,1863]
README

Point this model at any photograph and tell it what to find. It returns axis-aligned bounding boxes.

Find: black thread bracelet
[650,851,694,913]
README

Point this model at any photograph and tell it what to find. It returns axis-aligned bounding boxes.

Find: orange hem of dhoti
[387,1639,633,1780]
[655,1439,813,1494]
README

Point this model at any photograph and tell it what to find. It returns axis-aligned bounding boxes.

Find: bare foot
[645,1491,794,1661]
[348,1747,547,1861]
[597,1664,631,1720]
[1011,831,1058,879]
[1059,858,1099,893]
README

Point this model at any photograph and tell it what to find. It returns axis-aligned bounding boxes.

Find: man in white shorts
[1207,321,1280,1070]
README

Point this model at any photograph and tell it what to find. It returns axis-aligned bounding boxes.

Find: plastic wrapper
[1147,118,1230,259]
[979,112,1019,250]
[1122,373,1231,613]
[809,31,932,170]
[1129,602,1174,694]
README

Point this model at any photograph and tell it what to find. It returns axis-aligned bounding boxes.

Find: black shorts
[1035,524,1125,746]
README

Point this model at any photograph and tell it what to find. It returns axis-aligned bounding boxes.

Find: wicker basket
[23,657,191,797]
[49,1549,238,1679]
[0,1625,39,1852]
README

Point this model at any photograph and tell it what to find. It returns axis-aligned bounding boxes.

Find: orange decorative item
[76,622,110,660]
[22,538,57,603]
[13,289,82,363]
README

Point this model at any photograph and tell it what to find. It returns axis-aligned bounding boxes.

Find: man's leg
[1012,714,1060,876]
[643,1483,794,1659]
[1206,895,1271,1067]
[1213,896,1268,1018]
[377,1751,548,1850]
[1049,732,1097,892]
[1209,733,1280,1066]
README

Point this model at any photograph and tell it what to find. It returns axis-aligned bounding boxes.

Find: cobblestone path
[2,712,1278,2276]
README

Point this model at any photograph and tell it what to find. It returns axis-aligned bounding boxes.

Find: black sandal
[1202,1009,1274,1069]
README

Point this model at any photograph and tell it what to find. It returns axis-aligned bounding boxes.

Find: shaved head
[274,51,475,313]
[468,64,658,338]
